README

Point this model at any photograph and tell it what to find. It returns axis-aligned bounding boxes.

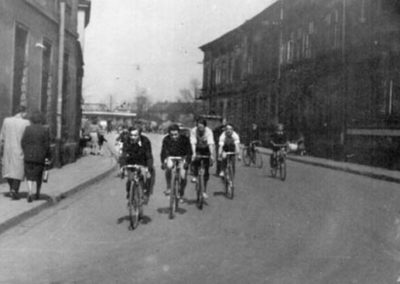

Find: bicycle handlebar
[168,156,184,160]
[223,152,237,156]
[272,143,287,148]
[194,155,210,159]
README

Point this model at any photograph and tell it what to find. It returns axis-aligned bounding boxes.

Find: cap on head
[277,123,284,131]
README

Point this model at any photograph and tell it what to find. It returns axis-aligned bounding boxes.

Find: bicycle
[167,156,184,219]
[123,164,146,230]
[193,155,210,210]
[242,140,263,168]
[270,144,287,181]
[222,152,236,199]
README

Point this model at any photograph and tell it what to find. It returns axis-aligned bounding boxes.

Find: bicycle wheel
[169,172,178,219]
[255,150,263,169]
[128,182,140,230]
[242,148,250,166]
[197,175,204,210]
[226,162,234,199]
[279,158,287,181]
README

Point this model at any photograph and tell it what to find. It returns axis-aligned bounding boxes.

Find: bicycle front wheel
[279,158,287,181]
[197,175,204,210]
[226,163,234,199]
[128,182,140,230]
[169,173,178,219]
[255,150,263,169]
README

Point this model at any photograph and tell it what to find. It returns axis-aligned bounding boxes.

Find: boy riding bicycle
[269,123,288,167]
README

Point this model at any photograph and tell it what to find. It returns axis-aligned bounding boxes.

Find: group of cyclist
[115,119,290,207]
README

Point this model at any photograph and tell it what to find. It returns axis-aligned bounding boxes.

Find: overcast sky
[83,0,277,106]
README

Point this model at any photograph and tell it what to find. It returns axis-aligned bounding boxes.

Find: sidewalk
[256,147,400,183]
[0,139,118,235]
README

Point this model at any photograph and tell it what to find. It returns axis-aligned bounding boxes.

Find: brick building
[0,0,91,166]
[199,0,400,169]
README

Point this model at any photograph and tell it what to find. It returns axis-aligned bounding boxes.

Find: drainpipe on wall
[55,0,66,168]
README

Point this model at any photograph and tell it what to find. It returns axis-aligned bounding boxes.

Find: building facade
[0,0,90,166]
[199,0,400,169]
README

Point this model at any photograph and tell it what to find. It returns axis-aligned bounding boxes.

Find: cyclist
[190,119,215,199]
[116,126,129,178]
[269,123,288,168]
[247,123,261,159]
[213,118,227,176]
[160,124,192,202]
[124,126,154,204]
[218,123,241,177]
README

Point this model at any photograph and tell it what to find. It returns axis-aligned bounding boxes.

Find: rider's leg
[270,150,277,167]
[220,157,227,177]
[179,160,187,197]
[191,159,199,183]
[125,180,130,199]
[203,159,210,193]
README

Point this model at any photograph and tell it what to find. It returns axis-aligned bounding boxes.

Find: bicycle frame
[271,145,287,181]
[223,152,236,199]
[124,164,144,230]
[194,155,209,210]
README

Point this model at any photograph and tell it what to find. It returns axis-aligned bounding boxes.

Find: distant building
[0,0,91,166]
[200,0,400,169]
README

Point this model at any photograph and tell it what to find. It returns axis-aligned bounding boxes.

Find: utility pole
[341,0,347,161]
[55,0,66,168]
[275,0,284,124]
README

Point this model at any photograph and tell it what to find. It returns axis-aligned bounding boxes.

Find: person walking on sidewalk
[0,105,30,200]
[21,110,51,202]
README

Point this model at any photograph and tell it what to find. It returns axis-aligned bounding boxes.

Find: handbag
[42,158,51,183]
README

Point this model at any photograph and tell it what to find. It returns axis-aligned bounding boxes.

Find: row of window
[203,0,397,91]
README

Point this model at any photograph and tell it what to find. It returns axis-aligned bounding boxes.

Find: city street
[1,133,400,283]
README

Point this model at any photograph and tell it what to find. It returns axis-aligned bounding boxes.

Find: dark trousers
[192,158,210,192]
[7,178,21,192]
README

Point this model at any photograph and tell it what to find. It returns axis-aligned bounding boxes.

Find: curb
[0,163,117,236]
[253,147,400,184]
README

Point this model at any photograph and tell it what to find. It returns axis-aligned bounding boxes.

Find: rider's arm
[233,132,241,158]
[218,132,225,158]
[160,137,167,164]
[206,128,216,161]
[190,128,197,157]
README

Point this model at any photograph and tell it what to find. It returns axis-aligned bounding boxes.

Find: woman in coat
[21,110,50,202]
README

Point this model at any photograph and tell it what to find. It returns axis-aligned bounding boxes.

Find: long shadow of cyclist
[117,215,152,225]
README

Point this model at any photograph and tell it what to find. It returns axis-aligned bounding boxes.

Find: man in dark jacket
[160,124,192,200]
[124,126,154,202]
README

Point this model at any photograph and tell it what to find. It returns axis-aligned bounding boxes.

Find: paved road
[1,133,400,283]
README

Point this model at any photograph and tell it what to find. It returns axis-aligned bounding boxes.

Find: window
[40,40,52,115]
[12,24,29,115]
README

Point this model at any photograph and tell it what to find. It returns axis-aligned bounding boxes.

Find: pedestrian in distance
[89,118,100,155]
[97,128,107,155]
[21,110,51,202]
[0,105,30,200]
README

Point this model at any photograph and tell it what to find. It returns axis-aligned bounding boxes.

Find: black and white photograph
[1,0,400,283]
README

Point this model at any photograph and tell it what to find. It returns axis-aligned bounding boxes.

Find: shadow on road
[156,207,187,215]
[2,191,52,201]
[117,215,152,225]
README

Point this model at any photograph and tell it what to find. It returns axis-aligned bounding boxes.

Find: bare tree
[135,86,151,118]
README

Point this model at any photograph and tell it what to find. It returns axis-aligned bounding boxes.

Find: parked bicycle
[167,156,184,219]
[193,155,210,210]
[123,164,146,230]
[223,152,236,199]
[270,144,287,181]
[242,140,263,168]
